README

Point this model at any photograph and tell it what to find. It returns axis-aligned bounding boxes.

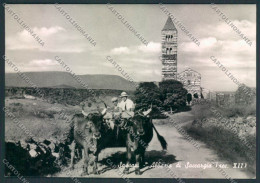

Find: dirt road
[55,111,254,179]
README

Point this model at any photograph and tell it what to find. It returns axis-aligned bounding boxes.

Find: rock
[6,139,61,176]
[236,117,243,124]
[249,127,256,135]
[24,94,36,100]
[230,118,235,122]
[249,118,256,127]
[246,116,254,120]
[19,140,28,149]
[39,137,45,142]
[29,149,38,158]
[238,129,244,137]
[52,152,59,158]
[29,143,37,150]
[48,142,56,152]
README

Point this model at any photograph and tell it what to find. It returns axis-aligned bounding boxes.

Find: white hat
[120,92,128,97]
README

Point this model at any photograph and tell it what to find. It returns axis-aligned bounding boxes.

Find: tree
[235,84,255,105]
[159,80,188,113]
[134,82,163,118]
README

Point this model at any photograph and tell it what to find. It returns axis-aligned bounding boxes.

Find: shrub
[10,103,23,107]
[32,109,55,119]
[217,101,256,118]
[184,124,256,174]
[235,84,256,105]
[191,103,213,120]
[8,103,24,113]
[159,80,188,112]
[134,82,163,118]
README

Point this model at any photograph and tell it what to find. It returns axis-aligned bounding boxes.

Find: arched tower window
[166,48,169,54]
[169,48,172,54]
[166,35,170,41]
[171,35,173,41]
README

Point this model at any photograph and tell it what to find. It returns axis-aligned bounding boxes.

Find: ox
[122,109,167,175]
[69,100,128,175]
[69,101,166,176]
[69,111,107,175]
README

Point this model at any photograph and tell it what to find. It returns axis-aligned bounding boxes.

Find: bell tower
[161,17,178,80]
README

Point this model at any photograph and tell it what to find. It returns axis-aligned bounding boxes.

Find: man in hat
[111,97,121,112]
[118,92,135,112]
[104,97,121,130]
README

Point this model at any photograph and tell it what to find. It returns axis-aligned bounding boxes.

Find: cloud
[111,47,130,55]
[6,26,90,53]
[197,19,256,44]
[5,10,256,90]
[127,58,158,64]
[180,35,255,65]
[32,26,65,36]
[177,18,256,90]
[110,42,161,56]
[180,37,218,52]
[29,59,59,66]
[5,57,63,73]
[106,42,162,81]
[10,58,62,72]
[138,42,161,53]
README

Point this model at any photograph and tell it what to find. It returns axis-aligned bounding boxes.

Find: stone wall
[5,137,76,176]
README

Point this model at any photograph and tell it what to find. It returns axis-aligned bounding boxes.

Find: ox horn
[82,110,89,117]
[80,101,89,117]
[101,108,107,115]
[143,104,153,116]
[100,100,107,116]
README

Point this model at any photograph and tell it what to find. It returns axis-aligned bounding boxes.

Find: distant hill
[5,72,136,91]
[50,84,76,89]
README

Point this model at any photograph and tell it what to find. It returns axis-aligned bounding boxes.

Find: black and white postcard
[1,2,258,182]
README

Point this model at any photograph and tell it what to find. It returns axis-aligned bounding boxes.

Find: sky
[5,4,256,91]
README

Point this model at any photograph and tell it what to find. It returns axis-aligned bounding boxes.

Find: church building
[161,17,203,100]
[161,17,178,80]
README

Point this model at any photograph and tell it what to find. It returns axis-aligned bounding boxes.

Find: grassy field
[5,98,76,141]
[184,102,256,175]
[184,124,256,174]
[5,88,130,142]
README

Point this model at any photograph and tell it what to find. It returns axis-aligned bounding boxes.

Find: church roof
[162,17,177,31]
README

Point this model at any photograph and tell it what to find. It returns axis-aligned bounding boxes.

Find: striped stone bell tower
[161,17,178,80]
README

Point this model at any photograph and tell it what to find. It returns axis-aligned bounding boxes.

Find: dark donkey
[69,100,108,175]
[123,109,167,175]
